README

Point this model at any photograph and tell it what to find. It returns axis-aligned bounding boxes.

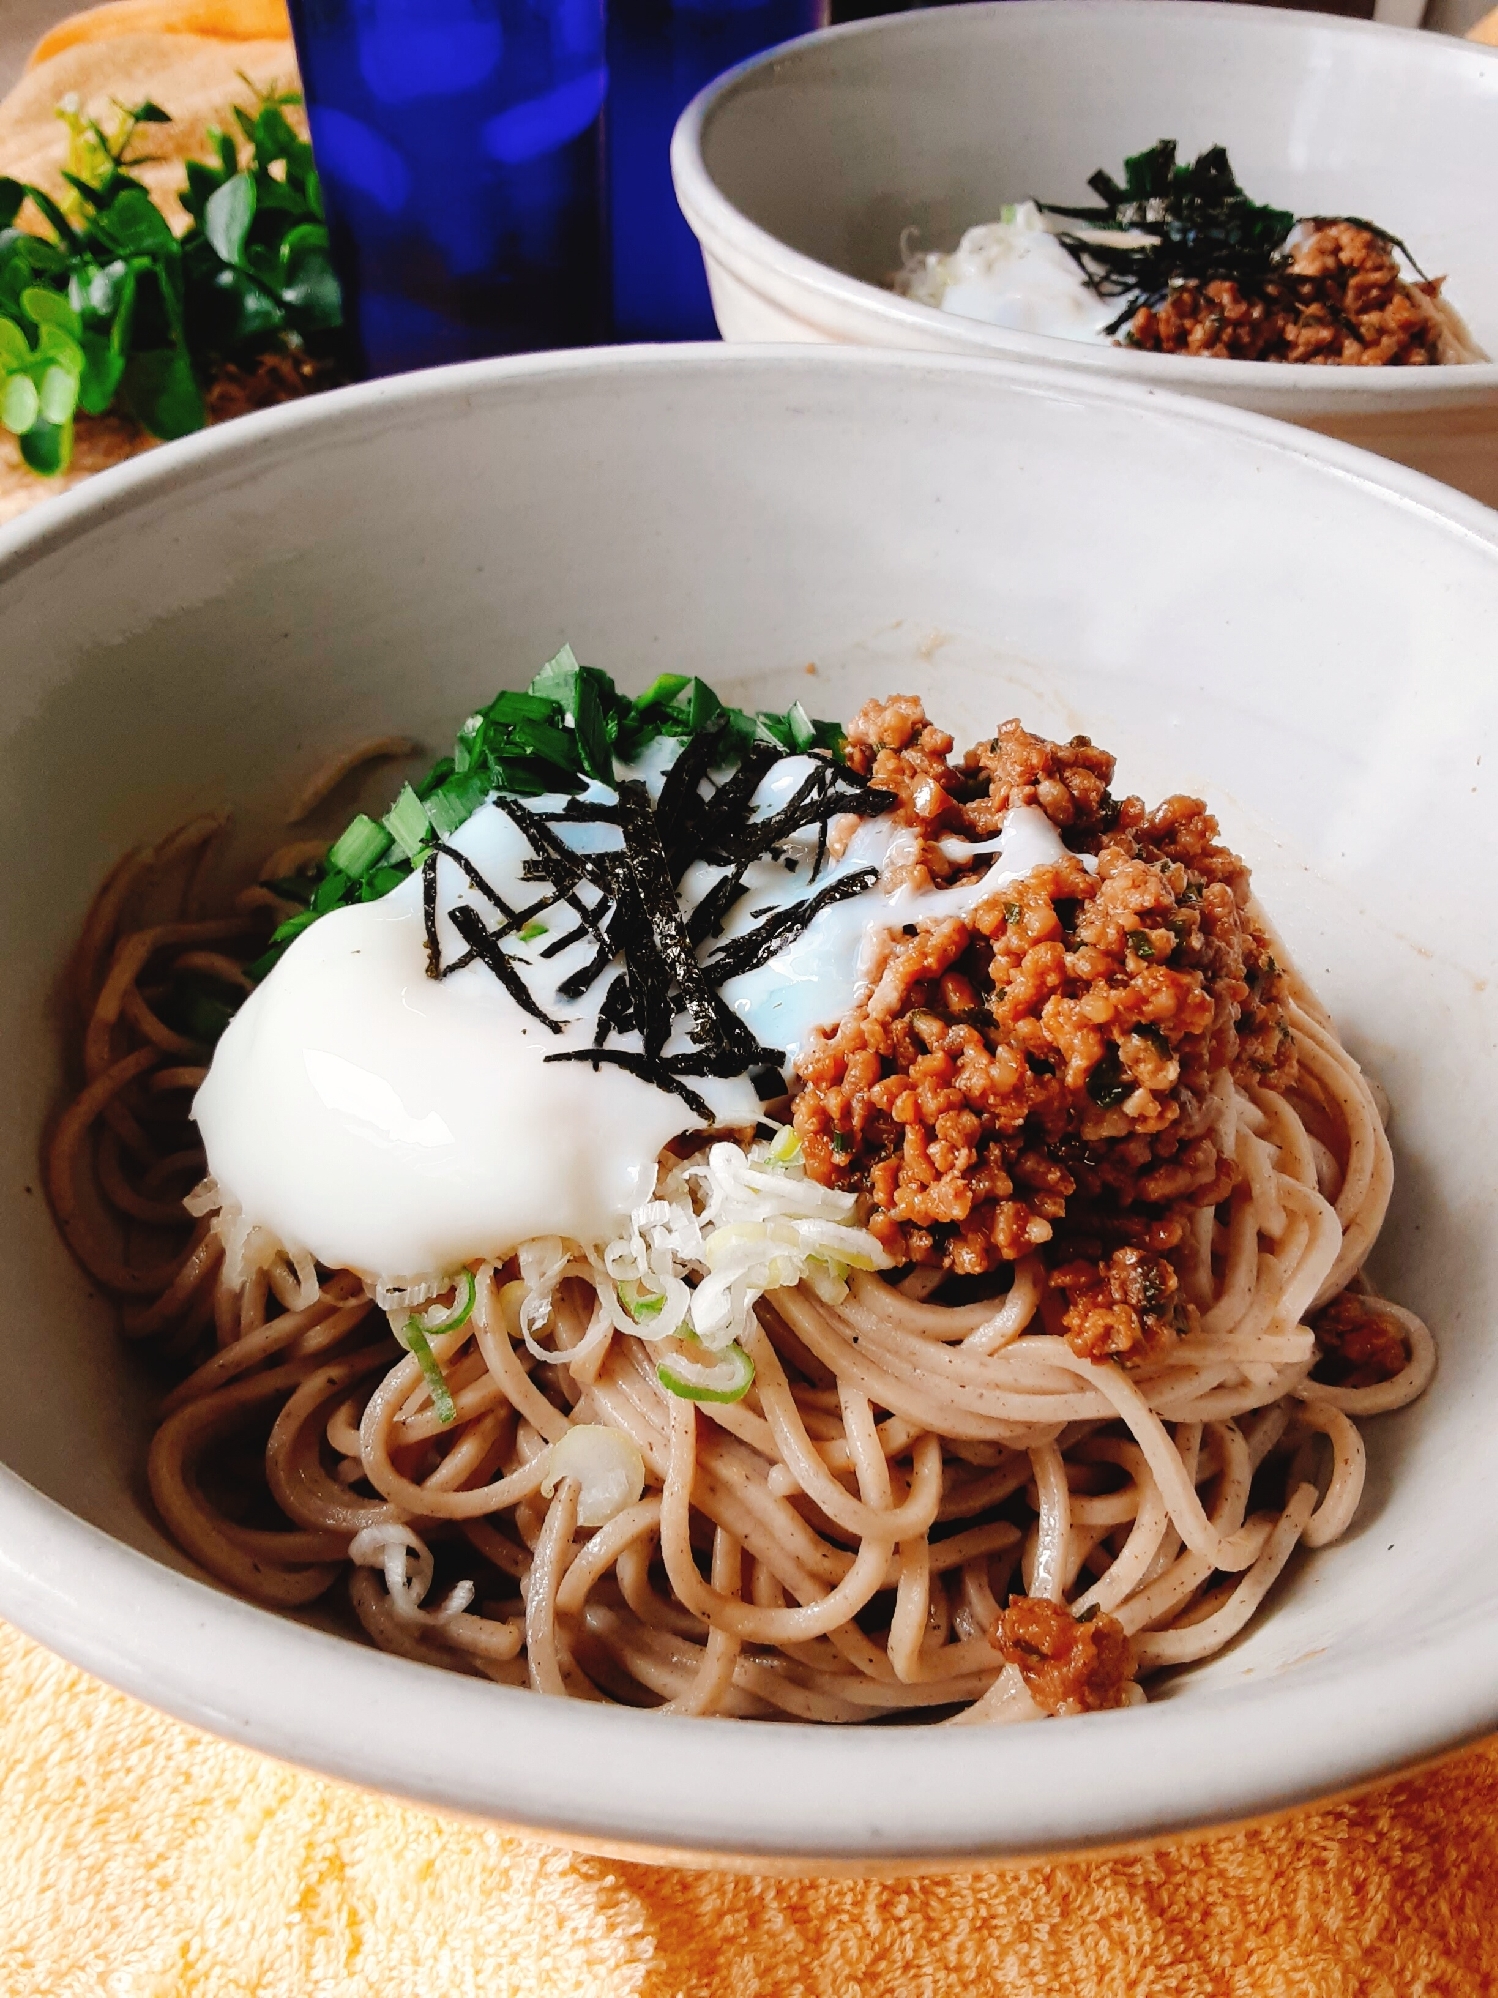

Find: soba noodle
[46,740,1434,1724]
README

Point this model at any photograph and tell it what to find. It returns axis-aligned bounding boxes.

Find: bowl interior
[695,0,1498,356]
[2,347,1497,1860]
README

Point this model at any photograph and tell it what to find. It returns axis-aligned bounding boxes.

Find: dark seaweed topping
[243,644,900,1114]
[1039,141,1295,336]
[702,869,879,985]
[543,1049,714,1121]
[250,648,851,981]
[1036,140,1415,340]
[420,717,892,1111]
[446,903,563,1035]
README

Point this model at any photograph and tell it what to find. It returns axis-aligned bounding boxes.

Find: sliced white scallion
[419,1267,477,1336]
[657,1339,755,1405]
[620,1280,665,1322]
[540,1424,647,1527]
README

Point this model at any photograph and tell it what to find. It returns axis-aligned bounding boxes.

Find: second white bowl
[672,0,1498,506]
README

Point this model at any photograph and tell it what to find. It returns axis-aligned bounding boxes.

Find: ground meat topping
[993,1596,1137,1715]
[843,695,968,838]
[794,704,1292,1357]
[1126,224,1449,368]
[1311,1290,1409,1389]
[1050,1247,1184,1363]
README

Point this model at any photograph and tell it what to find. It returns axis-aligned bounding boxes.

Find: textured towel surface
[3,9,1498,1994]
[28,0,290,68]
[2,1618,1497,1996]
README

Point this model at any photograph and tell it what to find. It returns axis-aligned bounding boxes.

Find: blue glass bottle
[286,0,608,374]
[607,0,826,342]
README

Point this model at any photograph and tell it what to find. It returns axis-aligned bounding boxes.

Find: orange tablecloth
[3,7,1497,1993]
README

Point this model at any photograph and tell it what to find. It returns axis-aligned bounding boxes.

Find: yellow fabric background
[2,1616,1497,1995]
[3,8,1498,1993]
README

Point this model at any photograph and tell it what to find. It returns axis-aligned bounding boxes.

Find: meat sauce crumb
[993,1596,1137,1714]
[1127,224,1449,368]
[795,700,1293,1362]
[1311,1291,1409,1389]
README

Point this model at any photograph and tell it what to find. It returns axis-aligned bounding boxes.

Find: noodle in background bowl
[670,0,1498,509]
[1,344,1495,1865]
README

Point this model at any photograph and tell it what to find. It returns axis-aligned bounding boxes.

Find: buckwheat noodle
[46,813,1434,1723]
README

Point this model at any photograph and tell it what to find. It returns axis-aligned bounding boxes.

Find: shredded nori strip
[703,868,879,984]
[544,1047,714,1120]
[423,712,894,1112]
[1036,140,1414,340]
[447,904,564,1034]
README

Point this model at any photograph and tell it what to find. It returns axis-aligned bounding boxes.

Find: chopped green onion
[766,1126,802,1169]
[413,757,455,802]
[657,1341,755,1404]
[398,1319,456,1425]
[244,651,853,985]
[383,782,430,863]
[518,920,548,943]
[785,701,816,753]
[425,769,489,839]
[632,672,690,713]
[684,678,723,731]
[831,1131,854,1156]
[420,1268,477,1337]
[310,867,351,914]
[528,641,581,715]
[621,1281,665,1322]
[360,863,406,902]
[328,813,391,879]
[268,908,319,947]
[1130,929,1155,962]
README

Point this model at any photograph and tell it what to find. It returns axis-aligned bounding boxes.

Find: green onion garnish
[420,1268,477,1337]
[632,672,691,713]
[785,701,816,754]
[399,1319,456,1425]
[329,813,392,880]
[657,1341,755,1404]
[267,908,319,947]
[621,1281,665,1322]
[518,921,548,943]
[310,868,351,914]
[383,783,430,863]
[239,651,855,983]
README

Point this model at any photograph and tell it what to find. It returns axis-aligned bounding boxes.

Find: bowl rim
[5,340,1498,1865]
[670,0,1498,404]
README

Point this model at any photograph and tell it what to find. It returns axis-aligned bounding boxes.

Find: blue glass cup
[286,0,608,374]
[608,0,826,342]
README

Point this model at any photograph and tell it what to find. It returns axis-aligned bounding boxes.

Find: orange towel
[1,1617,1496,1994]
[3,9,1498,1992]
[27,0,291,68]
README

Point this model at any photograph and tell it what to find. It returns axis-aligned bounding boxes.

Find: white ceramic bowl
[672,0,1498,508]
[3,346,1497,1867]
